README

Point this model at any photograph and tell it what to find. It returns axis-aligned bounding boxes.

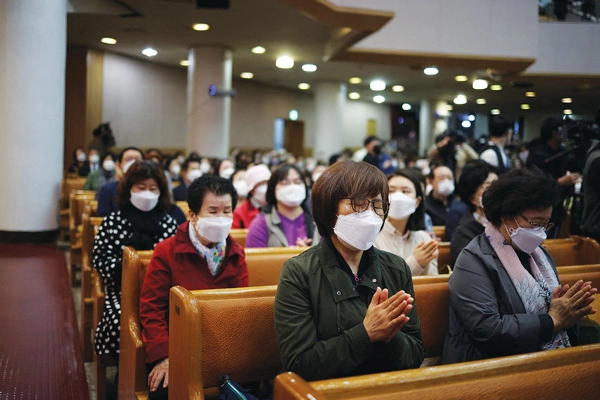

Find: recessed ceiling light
[349,77,362,84]
[562,97,573,103]
[192,23,210,31]
[298,83,310,90]
[490,85,502,91]
[101,37,117,45]
[491,109,501,115]
[373,95,385,104]
[276,56,294,69]
[370,80,386,91]
[302,64,317,72]
[424,66,439,76]
[468,114,475,121]
[349,92,360,100]
[564,109,573,115]
[473,79,488,90]
[392,85,405,92]
[453,94,467,105]
[455,75,468,82]
[462,121,472,128]
[240,72,254,79]
[476,98,487,105]
[525,91,536,97]
[179,60,190,67]
[289,110,299,121]
[251,46,266,54]
[142,48,158,57]
[402,103,412,111]
[521,104,531,110]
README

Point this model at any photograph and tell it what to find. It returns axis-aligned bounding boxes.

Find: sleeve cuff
[146,341,169,364]
[538,314,554,343]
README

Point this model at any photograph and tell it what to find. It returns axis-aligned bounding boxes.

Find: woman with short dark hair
[274,160,424,381]
[442,168,597,364]
[245,164,317,248]
[93,161,178,364]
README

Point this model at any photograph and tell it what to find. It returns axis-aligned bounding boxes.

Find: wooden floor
[0,243,89,399]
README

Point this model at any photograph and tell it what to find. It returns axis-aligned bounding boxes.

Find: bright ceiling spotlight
[276,55,294,69]
[491,109,501,115]
[348,92,360,100]
[179,60,190,67]
[302,64,317,72]
[142,48,158,57]
[251,46,266,54]
[101,37,117,45]
[370,80,386,91]
[349,77,362,84]
[373,95,385,104]
[562,97,573,103]
[476,98,487,105]
[472,79,488,90]
[563,109,573,115]
[192,23,210,31]
[468,114,475,121]
[490,84,503,91]
[462,121,472,128]
[402,103,412,111]
[453,94,467,105]
[521,104,531,110]
[526,91,536,97]
[455,75,468,82]
[240,72,254,79]
[298,83,310,90]
[424,66,439,76]
[392,85,405,92]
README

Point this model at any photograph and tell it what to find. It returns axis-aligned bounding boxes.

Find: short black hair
[457,160,498,212]
[101,151,115,164]
[116,160,171,211]
[265,164,308,208]
[364,136,380,147]
[540,118,561,141]
[118,146,144,163]
[489,115,512,138]
[181,156,202,172]
[187,174,238,214]
[483,167,559,226]
[388,169,426,232]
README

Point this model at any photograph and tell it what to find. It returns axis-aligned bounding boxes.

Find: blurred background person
[232,164,271,229]
[581,108,600,243]
[84,151,117,191]
[67,147,90,177]
[231,168,248,204]
[172,157,202,202]
[425,164,455,226]
[480,115,513,174]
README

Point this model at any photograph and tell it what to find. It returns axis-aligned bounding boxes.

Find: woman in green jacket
[274,160,424,381]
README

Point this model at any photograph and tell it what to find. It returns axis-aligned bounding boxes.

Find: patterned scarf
[485,223,570,350]
[188,224,226,276]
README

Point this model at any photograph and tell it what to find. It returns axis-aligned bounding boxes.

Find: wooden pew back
[245,246,307,286]
[432,225,446,241]
[230,228,248,248]
[543,236,600,266]
[175,201,190,218]
[437,242,451,274]
[169,285,280,400]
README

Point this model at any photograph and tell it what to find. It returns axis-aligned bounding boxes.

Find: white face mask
[195,216,233,244]
[388,192,417,220]
[89,154,100,164]
[77,152,87,162]
[220,167,235,179]
[122,159,136,174]
[276,184,306,207]
[333,210,383,251]
[200,162,211,174]
[437,179,454,197]
[103,160,115,171]
[233,180,249,197]
[130,190,160,212]
[170,164,181,177]
[253,184,268,205]
[504,217,547,254]
[187,169,202,182]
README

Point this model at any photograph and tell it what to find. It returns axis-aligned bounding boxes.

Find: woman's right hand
[364,287,413,343]
[548,280,597,332]
[413,240,438,267]
[148,357,169,392]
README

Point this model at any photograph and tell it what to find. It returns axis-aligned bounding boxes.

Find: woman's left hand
[148,357,169,392]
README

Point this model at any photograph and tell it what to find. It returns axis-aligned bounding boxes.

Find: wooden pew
[230,228,248,248]
[91,268,116,400]
[175,201,189,218]
[69,190,96,286]
[80,207,103,362]
[543,236,600,266]
[274,342,600,400]
[59,177,87,241]
[437,242,451,274]
[432,225,445,241]
[245,246,307,286]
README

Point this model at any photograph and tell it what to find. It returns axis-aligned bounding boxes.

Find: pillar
[0,0,67,241]
[313,82,346,162]
[418,100,432,157]
[187,46,232,158]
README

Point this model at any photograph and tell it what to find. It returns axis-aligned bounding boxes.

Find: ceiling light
[142,48,158,57]
[101,37,117,45]
[424,66,439,76]
[373,95,385,104]
[564,109,573,115]
[453,94,467,105]
[276,56,294,69]
[251,46,266,54]
[289,110,299,121]
[370,80,386,91]
[179,60,190,67]
[468,114,475,121]
[455,75,468,82]
[562,97,573,103]
[349,77,362,84]
[392,85,405,92]
[298,83,310,90]
[491,109,501,115]
[490,85,502,91]
[192,23,210,31]
[349,92,360,100]
[402,103,412,111]
[476,98,487,105]
[240,72,254,79]
[462,121,472,128]
[473,79,488,90]
[526,91,536,97]
[302,64,317,72]
[521,104,531,110]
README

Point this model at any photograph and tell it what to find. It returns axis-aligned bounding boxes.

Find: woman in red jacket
[139,174,249,400]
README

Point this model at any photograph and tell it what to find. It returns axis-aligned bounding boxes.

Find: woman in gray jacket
[442,168,597,364]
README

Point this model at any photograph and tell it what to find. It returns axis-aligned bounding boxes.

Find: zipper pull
[354,274,360,283]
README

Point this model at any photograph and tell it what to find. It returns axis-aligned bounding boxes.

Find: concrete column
[474,113,489,139]
[0,0,66,240]
[187,46,233,158]
[313,82,346,162]
[418,100,432,157]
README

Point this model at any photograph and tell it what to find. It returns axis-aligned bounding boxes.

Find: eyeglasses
[519,213,554,232]
[343,197,389,217]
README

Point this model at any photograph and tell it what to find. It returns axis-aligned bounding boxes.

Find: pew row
[91,268,116,400]
[59,177,87,241]
[69,190,96,285]
[274,343,600,400]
